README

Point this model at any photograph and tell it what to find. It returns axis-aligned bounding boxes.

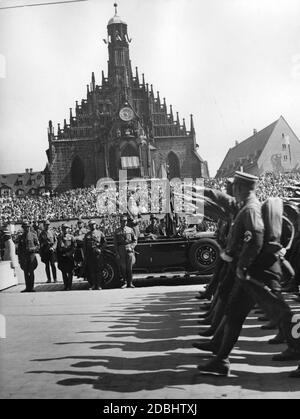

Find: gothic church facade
[45,5,209,192]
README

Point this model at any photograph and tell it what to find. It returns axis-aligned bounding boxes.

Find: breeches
[118,248,136,284]
[86,256,104,286]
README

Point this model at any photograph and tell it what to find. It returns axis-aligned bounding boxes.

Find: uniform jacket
[39,229,57,250]
[145,224,160,236]
[114,226,137,254]
[83,230,106,259]
[74,227,88,247]
[39,229,57,262]
[225,192,264,271]
[57,233,75,259]
[17,231,39,271]
[57,233,75,271]
[204,188,239,247]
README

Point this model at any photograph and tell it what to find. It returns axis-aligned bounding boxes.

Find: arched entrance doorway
[71,156,85,189]
[167,151,181,179]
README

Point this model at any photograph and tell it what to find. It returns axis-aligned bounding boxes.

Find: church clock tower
[106,3,133,106]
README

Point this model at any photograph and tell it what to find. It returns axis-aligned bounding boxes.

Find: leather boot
[192,340,218,354]
[197,357,230,376]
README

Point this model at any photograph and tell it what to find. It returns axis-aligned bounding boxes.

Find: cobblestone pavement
[1,283,300,399]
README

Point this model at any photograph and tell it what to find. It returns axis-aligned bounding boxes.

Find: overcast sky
[0,0,300,177]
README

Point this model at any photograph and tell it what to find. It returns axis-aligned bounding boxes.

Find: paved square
[1,283,300,399]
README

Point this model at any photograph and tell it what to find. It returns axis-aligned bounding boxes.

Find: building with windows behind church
[216,116,300,178]
[0,169,45,198]
[45,4,209,192]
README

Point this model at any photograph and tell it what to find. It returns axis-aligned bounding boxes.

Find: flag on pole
[121,156,140,169]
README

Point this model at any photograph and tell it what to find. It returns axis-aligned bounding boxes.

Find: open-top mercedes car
[101,231,220,288]
[88,178,221,287]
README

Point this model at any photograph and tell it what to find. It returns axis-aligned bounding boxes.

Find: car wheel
[102,256,120,288]
[188,239,220,273]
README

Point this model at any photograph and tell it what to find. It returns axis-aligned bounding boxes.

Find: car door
[149,237,188,270]
[134,239,152,272]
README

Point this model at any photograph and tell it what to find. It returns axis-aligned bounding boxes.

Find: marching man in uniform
[196,171,300,377]
[114,214,137,289]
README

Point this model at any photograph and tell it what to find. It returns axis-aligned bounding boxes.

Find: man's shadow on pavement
[27,290,300,394]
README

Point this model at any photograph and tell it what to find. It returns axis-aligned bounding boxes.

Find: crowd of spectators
[204,172,300,201]
[1,172,300,228]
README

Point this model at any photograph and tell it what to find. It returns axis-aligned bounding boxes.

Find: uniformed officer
[57,223,75,291]
[158,218,167,237]
[128,215,141,240]
[39,220,57,283]
[83,220,106,290]
[197,172,300,376]
[73,218,88,277]
[17,220,40,293]
[196,178,238,301]
[114,214,137,289]
[145,215,160,238]
[195,179,239,339]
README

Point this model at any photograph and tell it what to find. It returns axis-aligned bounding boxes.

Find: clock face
[119,107,134,122]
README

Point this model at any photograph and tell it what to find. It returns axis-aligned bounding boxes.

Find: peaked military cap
[88,220,96,225]
[234,171,258,186]
[62,223,70,229]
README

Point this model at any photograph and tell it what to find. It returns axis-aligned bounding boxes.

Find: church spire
[182,118,187,134]
[170,105,174,122]
[163,98,167,112]
[135,67,139,84]
[157,91,161,107]
[91,72,95,91]
[107,2,132,104]
[190,114,195,136]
